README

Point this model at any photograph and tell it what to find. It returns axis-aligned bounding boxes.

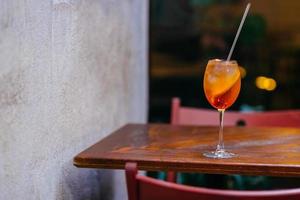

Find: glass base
[203,150,236,159]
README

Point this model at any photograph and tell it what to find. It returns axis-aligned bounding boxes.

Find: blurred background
[149,0,300,123]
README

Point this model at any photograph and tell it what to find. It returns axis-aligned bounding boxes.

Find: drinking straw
[227,3,251,61]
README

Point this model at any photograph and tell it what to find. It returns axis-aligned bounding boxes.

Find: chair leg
[168,97,180,183]
[125,162,138,200]
[167,171,177,182]
[171,97,180,125]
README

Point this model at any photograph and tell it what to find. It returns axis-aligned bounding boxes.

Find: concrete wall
[0,0,148,199]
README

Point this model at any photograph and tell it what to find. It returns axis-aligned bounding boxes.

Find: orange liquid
[203,59,241,110]
[205,78,241,109]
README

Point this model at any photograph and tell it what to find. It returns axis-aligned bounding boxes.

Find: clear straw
[227,3,251,61]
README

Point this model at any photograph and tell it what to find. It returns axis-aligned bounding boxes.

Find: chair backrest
[126,162,300,200]
[171,97,300,127]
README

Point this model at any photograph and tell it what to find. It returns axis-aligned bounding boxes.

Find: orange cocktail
[203,59,241,158]
[204,59,241,110]
[202,3,249,159]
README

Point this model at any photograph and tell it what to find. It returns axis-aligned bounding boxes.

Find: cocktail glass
[203,59,241,158]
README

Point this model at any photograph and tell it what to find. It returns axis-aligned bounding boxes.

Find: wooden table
[74,123,300,177]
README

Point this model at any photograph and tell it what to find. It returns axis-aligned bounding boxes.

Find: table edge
[73,156,300,177]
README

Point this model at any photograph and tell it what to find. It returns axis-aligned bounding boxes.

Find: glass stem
[217,109,225,152]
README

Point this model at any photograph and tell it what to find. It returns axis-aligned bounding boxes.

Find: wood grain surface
[74,124,300,177]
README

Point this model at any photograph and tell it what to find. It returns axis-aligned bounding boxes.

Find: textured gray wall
[0,0,148,199]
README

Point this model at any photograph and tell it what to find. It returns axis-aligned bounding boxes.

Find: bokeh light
[239,66,247,78]
[255,76,277,91]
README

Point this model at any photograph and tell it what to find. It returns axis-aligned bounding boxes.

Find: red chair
[167,97,300,182]
[126,162,300,200]
[171,97,300,128]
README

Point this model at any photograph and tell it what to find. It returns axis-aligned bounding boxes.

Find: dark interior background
[149,0,300,123]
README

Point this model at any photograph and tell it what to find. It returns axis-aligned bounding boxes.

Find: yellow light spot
[262,78,270,88]
[255,76,277,91]
[239,66,247,78]
[265,78,276,91]
[255,76,266,89]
